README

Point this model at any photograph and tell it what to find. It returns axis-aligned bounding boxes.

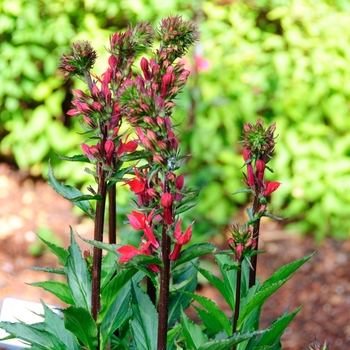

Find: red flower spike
[263,181,281,196]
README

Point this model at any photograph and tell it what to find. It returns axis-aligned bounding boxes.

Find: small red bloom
[169,219,193,261]
[263,181,281,196]
[117,241,158,272]
[126,209,159,248]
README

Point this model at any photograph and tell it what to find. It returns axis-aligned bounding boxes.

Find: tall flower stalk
[118,16,199,349]
[59,22,154,333]
[239,119,280,287]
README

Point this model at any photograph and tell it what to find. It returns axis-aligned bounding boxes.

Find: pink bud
[243,148,252,162]
[256,159,266,182]
[161,192,173,208]
[109,55,117,69]
[140,57,151,80]
[263,181,281,196]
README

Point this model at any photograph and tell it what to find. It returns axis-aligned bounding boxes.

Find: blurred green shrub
[1,0,350,240]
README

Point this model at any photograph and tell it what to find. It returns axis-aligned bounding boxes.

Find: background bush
[1,0,350,240]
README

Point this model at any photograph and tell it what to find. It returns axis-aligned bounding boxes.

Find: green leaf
[100,251,118,291]
[196,265,234,310]
[180,308,208,349]
[100,281,132,350]
[0,321,68,349]
[41,302,82,350]
[216,254,238,310]
[261,251,316,290]
[255,305,302,347]
[99,267,138,323]
[56,154,89,162]
[38,235,68,266]
[238,280,287,329]
[28,267,65,275]
[172,243,220,268]
[168,261,198,326]
[197,330,264,350]
[61,307,97,349]
[183,291,231,336]
[28,281,74,305]
[79,236,119,254]
[47,162,94,218]
[65,230,91,311]
[130,280,158,350]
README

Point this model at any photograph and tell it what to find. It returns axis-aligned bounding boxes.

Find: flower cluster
[242,119,280,209]
[114,16,199,271]
[59,41,97,79]
[227,224,256,263]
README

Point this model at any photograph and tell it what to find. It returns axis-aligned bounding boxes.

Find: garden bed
[0,162,349,349]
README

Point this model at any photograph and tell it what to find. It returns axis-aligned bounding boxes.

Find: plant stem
[157,180,171,350]
[232,266,242,350]
[91,164,107,322]
[108,184,116,244]
[249,195,261,288]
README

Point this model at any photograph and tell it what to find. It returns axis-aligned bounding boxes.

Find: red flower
[116,139,138,156]
[169,219,193,261]
[263,181,281,196]
[126,209,159,248]
[117,241,158,272]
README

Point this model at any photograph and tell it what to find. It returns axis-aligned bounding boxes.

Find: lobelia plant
[0,16,316,350]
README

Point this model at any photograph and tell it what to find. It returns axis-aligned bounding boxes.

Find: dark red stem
[108,184,116,244]
[157,180,172,350]
[91,164,107,350]
[249,195,261,288]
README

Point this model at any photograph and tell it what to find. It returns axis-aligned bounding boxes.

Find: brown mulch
[0,162,349,349]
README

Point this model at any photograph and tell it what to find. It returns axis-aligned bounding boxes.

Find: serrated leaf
[183,291,231,336]
[172,243,220,268]
[255,305,302,347]
[216,255,237,310]
[261,251,315,291]
[168,261,198,326]
[100,281,131,350]
[47,162,94,218]
[99,267,138,323]
[28,281,74,305]
[65,230,91,311]
[130,281,158,350]
[56,154,89,162]
[197,330,264,350]
[0,321,68,349]
[196,265,234,310]
[41,302,82,350]
[38,235,68,266]
[61,307,97,349]
[238,280,287,328]
[28,267,65,275]
[100,251,118,291]
[68,194,102,201]
[181,308,208,349]
[79,236,119,254]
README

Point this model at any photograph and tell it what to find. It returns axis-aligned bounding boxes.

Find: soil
[0,162,349,350]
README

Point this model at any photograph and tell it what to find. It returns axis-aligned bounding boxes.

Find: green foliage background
[1,0,350,240]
